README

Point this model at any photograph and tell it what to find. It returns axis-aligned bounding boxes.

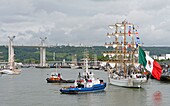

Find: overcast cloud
[0,0,170,46]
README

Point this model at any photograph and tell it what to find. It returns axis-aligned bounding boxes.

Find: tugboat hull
[46,78,75,83]
[60,83,106,94]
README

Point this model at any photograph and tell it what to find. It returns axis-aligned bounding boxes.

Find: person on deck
[58,73,62,80]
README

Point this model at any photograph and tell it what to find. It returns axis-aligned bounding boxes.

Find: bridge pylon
[39,37,48,68]
[8,36,15,69]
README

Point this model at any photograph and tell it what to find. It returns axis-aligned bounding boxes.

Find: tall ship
[103,20,147,88]
[70,54,79,69]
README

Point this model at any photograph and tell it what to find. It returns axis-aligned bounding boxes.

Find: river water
[0,68,170,106]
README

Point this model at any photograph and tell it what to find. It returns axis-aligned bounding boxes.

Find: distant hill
[142,47,170,56]
[0,46,170,63]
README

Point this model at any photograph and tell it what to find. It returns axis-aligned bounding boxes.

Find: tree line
[0,46,170,64]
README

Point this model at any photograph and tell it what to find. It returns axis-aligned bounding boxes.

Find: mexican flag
[138,46,162,80]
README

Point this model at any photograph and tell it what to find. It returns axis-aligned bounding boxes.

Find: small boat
[60,52,106,94]
[46,72,75,83]
[159,68,170,81]
[0,69,21,75]
[70,64,79,69]
[160,73,170,81]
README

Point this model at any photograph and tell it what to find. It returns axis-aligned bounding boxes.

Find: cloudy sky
[0,0,170,47]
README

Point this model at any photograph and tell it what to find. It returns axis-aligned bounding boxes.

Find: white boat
[108,68,147,88]
[0,69,21,75]
[104,20,147,88]
[70,64,79,69]
[0,69,12,74]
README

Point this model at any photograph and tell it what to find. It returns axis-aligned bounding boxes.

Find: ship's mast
[84,49,89,73]
[123,20,127,77]
[115,24,118,72]
[105,20,138,75]
[131,25,135,65]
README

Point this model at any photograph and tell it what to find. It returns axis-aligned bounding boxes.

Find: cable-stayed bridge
[5,36,50,68]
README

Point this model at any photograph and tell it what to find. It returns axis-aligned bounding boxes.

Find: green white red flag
[138,46,162,80]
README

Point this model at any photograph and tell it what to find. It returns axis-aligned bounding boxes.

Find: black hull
[49,66,56,68]
[60,66,71,68]
[35,66,50,68]
[46,78,75,83]
[151,74,170,81]
[160,75,170,81]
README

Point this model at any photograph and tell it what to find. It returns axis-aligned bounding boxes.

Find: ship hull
[46,78,75,83]
[108,77,146,88]
[160,74,170,81]
[60,83,106,94]
[0,69,21,75]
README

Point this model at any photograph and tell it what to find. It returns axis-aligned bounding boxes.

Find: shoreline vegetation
[0,46,170,64]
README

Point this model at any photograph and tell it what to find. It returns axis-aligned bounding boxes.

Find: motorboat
[46,72,75,83]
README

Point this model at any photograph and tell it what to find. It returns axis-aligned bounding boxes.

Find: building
[165,54,170,60]
[152,55,158,60]
[158,55,166,60]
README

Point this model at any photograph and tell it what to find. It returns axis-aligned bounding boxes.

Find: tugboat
[60,50,106,94]
[46,72,75,83]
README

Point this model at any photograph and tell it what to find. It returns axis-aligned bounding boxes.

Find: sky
[0,0,170,47]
